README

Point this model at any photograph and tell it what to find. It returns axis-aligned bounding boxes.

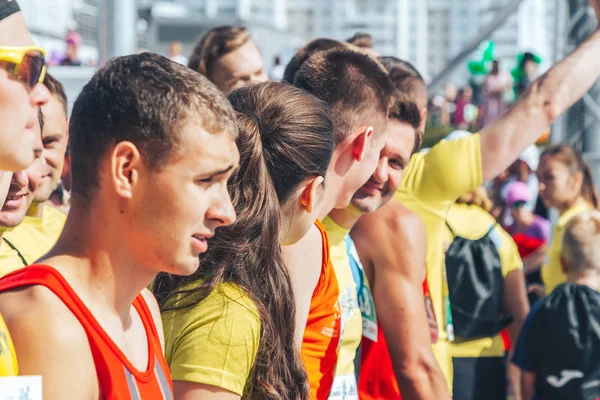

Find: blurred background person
[188,25,268,94]
[479,60,512,127]
[514,52,540,98]
[504,181,550,304]
[168,41,188,65]
[269,54,285,81]
[537,144,599,297]
[60,30,82,66]
[513,210,600,400]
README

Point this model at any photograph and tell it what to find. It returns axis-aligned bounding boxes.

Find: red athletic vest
[0,265,173,399]
[358,279,436,400]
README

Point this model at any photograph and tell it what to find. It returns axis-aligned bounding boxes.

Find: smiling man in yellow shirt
[3,74,68,269]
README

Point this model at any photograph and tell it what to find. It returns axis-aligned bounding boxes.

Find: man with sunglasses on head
[0,0,50,378]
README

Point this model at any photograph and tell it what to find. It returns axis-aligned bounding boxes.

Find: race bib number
[328,374,358,400]
[424,290,439,343]
[0,376,42,400]
[345,236,378,342]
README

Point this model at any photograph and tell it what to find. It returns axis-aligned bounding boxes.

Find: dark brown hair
[68,52,237,201]
[381,58,425,154]
[188,25,251,79]
[43,73,68,116]
[541,144,599,208]
[293,48,394,144]
[347,32,374,49]
[389,91,422,154]
[282,38,348,84]
[379,56,426,105]
[153,82,334,400]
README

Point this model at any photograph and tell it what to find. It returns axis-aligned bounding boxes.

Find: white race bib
[328,374,358,400]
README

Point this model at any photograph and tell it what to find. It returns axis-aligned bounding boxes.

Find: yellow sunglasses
[0,46,47,89]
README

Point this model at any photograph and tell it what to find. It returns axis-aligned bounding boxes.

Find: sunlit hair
[282,38,349,84]
[346,32,374,49]
[188,25,251,80]
[562,210,600,274]
[293,48,394,145]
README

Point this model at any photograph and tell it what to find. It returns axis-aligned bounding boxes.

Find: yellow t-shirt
[2,205,66,274]
[541,199,593,295]
[162,282,261,396]
[0,313,18,376]
[322,217,361,400]
[444,203,523,358]
[0,227,28,278]
[395,134,483,390]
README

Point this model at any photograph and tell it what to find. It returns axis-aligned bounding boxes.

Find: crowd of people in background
[3,1,600,400]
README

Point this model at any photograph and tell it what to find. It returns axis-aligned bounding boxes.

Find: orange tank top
[301,219,342,400]
[0,265,173,400]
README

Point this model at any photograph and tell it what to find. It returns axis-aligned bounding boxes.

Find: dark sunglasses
[0,47,47,89]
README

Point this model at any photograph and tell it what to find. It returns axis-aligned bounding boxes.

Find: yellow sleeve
[496,227,523,277]
[163,283,261,396]
[0,313,18,376]
[401,134,483,206]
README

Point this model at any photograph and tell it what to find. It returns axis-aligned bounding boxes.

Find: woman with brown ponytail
[537,144,599,295]
[153,81,334,400]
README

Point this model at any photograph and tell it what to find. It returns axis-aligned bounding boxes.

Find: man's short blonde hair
[562,210,600,274]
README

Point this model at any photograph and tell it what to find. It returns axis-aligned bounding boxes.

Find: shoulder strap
[0,265,99,333]
[1,238,28,266]
[445,221,456,236]
[486,222,498,236]
[345,235,363,300]
[132,295,161,352]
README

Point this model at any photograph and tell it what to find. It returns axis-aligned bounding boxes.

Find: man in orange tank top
[0,53,239,399]
[283,45,395,399]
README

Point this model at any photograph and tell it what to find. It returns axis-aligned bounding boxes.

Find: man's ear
[351,125,374,161]
[300,176,325,213]
[111,141,142,200]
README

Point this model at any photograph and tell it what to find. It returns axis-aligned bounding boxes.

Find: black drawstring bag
[527,283,600,400]
[445,222,513,340]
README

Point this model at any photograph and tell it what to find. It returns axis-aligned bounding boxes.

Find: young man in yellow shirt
[4,74,68,265]
[0,114,43,276]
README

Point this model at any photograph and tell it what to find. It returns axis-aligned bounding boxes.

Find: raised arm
[480,0,600,181]
[353,205,451,400]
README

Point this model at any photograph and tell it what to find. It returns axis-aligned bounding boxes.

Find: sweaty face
[125,122,239,277]
[537,156,580,209]
[0,135,44,228]
[352,119,416,213]
[210,40,268,94]
[0,62,50,171]
[34,96,68,203]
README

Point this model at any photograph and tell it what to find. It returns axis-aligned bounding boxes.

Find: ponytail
[154,82,333,400]
[580,160,599,209]
[541,144,599,209]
